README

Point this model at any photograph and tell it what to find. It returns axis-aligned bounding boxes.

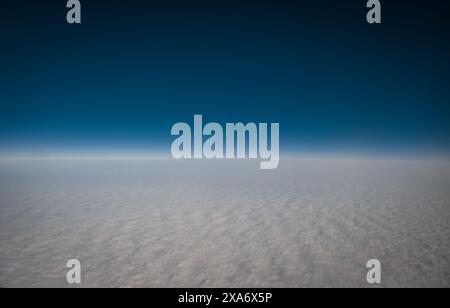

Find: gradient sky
[1,0,450,157]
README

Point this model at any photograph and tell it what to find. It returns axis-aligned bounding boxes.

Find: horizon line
[0,152,449,163]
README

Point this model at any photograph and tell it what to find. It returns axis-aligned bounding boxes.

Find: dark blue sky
[1,0,450,156]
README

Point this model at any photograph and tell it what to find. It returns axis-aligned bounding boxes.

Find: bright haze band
[171,115,280,170]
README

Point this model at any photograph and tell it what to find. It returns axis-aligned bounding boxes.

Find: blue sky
[1,0,450,157]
